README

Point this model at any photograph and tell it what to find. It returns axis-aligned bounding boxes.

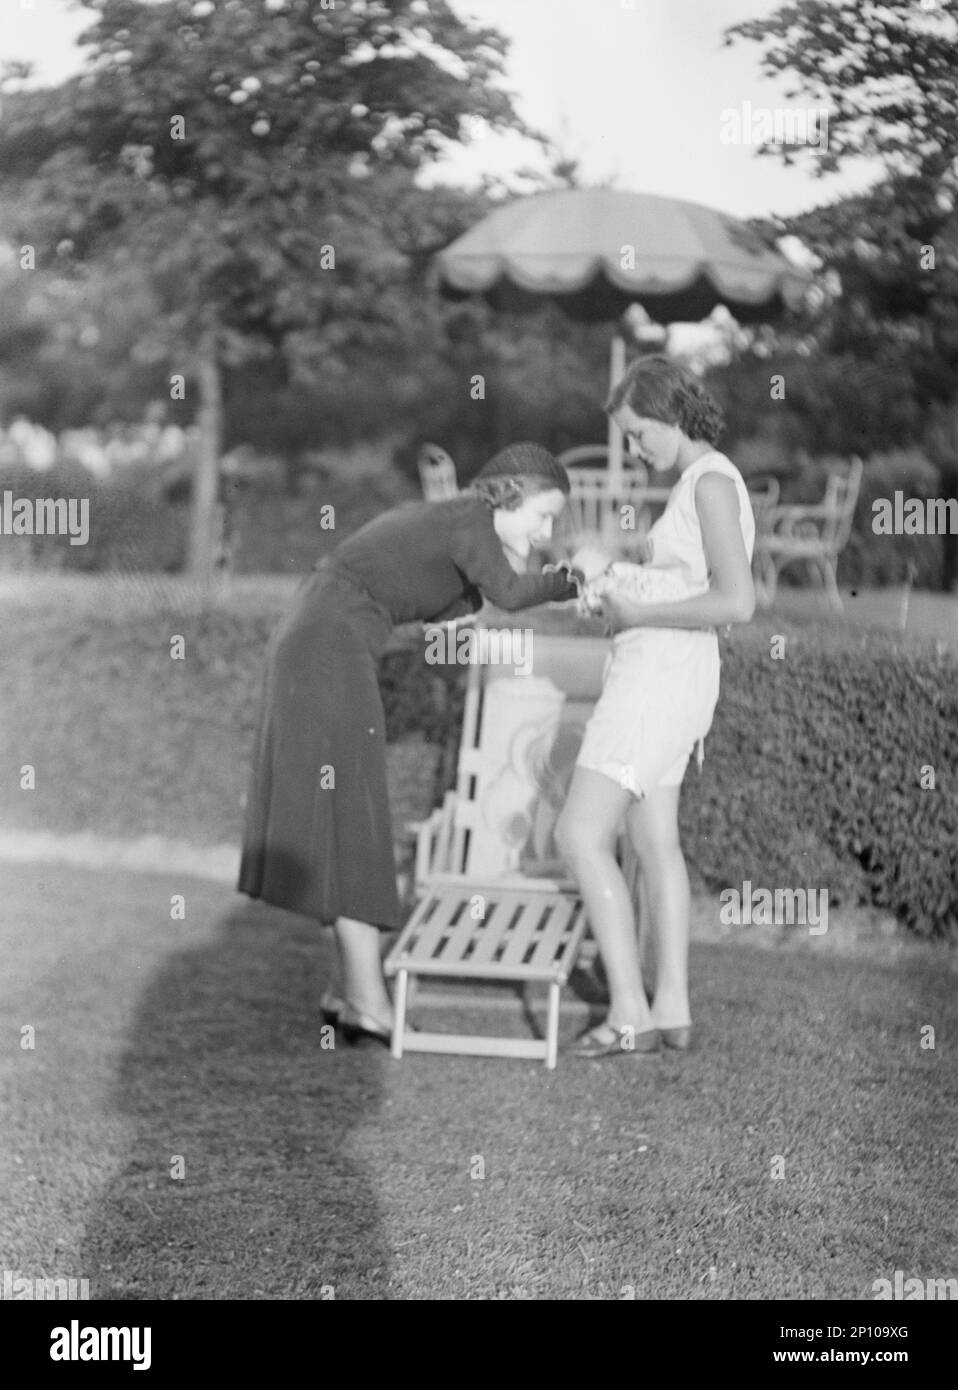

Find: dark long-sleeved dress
[238,494,575,928]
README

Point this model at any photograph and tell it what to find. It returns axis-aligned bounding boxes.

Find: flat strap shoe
[569,1024,660,1058]
[660,1026,692,1051]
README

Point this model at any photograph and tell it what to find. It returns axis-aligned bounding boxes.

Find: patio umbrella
[435,188,809,485]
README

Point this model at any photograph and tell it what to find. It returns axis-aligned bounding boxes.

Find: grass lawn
[772,585,958,647]
[2,860,955,1301]
[2,575,955,1300]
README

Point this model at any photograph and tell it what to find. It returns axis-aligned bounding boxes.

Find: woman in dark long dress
[238,443,577,1043]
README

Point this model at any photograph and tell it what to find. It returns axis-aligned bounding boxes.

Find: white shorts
[576,628,721,796]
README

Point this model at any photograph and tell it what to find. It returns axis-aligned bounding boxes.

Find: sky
[0,0,883,222]
[431,0,882,219]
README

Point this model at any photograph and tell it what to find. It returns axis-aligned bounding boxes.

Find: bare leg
[334,915,393,1027]
[620,837,655,996]
[555,767,654,1033]
[635,864,657,997]
[625,784,691,1029]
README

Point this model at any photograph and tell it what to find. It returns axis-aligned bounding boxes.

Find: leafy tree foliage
[0,0,527,580]
[725,0,958,587]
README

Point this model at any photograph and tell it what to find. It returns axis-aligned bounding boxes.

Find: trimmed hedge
[2,594,954,940]
[682,629,957,940]
[0,460,187,573]
[419,626,957,941]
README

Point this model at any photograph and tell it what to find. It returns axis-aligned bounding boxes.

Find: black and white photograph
[0,0,956,1341]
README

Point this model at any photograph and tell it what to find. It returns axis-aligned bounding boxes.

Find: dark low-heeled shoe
[319,990,345,1027]
[660,1026,693,1051]
[339,1003,392,1048]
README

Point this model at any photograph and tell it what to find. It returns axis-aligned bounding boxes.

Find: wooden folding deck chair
[384,632,612,1068]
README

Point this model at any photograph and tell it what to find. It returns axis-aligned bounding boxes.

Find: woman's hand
[542,560,584,604]
[585,591,627,636]
[598,591,647,634]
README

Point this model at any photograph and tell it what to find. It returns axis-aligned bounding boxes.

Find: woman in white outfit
[555,356,756,1058]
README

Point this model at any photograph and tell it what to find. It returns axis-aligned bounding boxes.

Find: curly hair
[605,354,724,446]
[472,474,575,511]
[469,443,571,511]
[470,475,528,510]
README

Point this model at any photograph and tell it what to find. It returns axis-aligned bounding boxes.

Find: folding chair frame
[385,640,606,1068]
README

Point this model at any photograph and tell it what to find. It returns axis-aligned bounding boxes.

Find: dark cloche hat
[475,442,570,494]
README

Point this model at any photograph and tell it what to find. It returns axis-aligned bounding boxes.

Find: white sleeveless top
[645,450,755,594]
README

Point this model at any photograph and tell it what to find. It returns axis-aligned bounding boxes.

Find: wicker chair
[753,458,863,611]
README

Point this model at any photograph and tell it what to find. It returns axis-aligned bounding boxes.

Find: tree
[0,213,169,430]
[0,0,529,584]
[726,0,958,587]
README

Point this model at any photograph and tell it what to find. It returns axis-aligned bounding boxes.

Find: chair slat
[465,892,525,965]
[450,663,483,871]
[391,953,575,982]
[389,899,432,960]
[435,893,489,965]
[404,891,468,960]
[431,792,456,878]
[498,898,551,967]
[528,896,579,971]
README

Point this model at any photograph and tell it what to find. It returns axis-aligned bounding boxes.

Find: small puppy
[571,541,689,616]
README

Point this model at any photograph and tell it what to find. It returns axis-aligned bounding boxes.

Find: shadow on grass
[80,897,393,1300]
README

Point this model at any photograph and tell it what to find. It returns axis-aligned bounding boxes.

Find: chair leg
[755,551,777,608]
[545,981,561,1070]
[821,555,843,612]
[392,968,409,1060]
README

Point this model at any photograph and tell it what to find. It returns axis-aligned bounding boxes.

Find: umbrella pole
[607,333,626,493]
